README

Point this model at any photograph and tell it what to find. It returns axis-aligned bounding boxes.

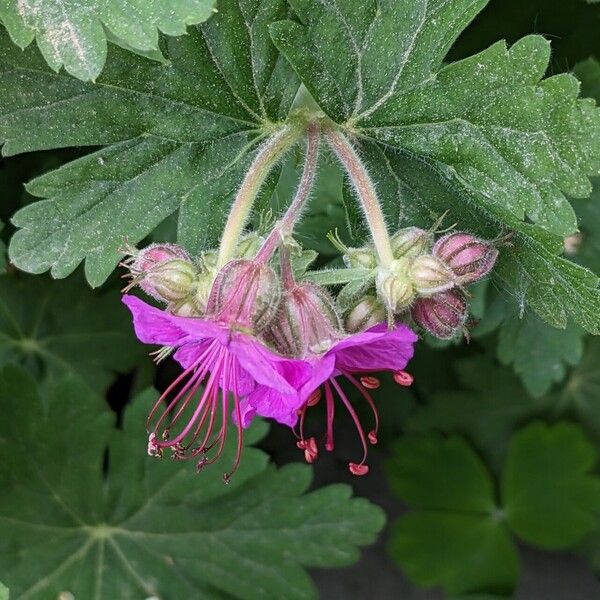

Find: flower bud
[376,259,414,313]
[433,232,498,284]
[132,243,191,272]
[206,260,281,332]
[140,259,198,303]
[265,283,343,357]
[410,290,468,339]
[409,254,455,296]
[391,227,432,259]
[343,247,378,269]
[345,295,386,333]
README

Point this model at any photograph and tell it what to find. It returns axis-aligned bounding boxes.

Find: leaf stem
[255,121,321,263]
[325,130,394,268]
[217,125,301,268]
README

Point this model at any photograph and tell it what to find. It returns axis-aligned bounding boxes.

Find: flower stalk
[217,125,302,268]
[325,129,394,268]
[255,121,321,264]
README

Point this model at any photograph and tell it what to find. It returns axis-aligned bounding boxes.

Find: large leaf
[496,311,585,397]
[0,367,385,599]
[0,1,300,286]
[503,422,600,549]
[0,0,216,81]
[387,434,518,598]
[270,2,600,333]
[0,271,144,391]
[387,423,600,597]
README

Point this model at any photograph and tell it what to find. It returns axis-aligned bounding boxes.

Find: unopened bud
[265,283,343,357]
[345,295,386,332]
[433,232,498,284]
[376,259,414,313]
[391,227,432,259]
[206,260,281,332]
[410,290,468,339]
[124,243,199,303]
[409,254,455,296]
[343,247,378,269]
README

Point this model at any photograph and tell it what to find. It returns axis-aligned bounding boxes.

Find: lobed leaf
[0,367,385,599]
[0,271,144,391]
[0,0,216,81]
[0,0,300,286]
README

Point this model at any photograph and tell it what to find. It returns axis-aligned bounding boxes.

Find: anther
[360,376,381,389]
[393,370,414,386]
[307,388,322,406]
[348,463,369,476]
[368,430,378,445]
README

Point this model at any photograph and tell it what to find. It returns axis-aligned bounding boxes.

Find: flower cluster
[338,227,499,339]
[121,121,500,481]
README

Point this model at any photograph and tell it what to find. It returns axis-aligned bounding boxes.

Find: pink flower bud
[125,244,199,303]
[265,283,343,357]
[206,259,281,332]
[410,290,468,339]
[409,254,455,296]
[345,295,386,332]
[433,232,498,284]
[132,242,192,272]
[391,227,432,258]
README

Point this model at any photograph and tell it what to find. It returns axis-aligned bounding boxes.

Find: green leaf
[0,271,144,391]
[407,356,553,470]
[574,58,600,102]
[301,267,373,285]
[554,336,600,442]
[497,311,585,397]
[387,434,518,597]
[0,367,385,599]
[0,581,7,600]
[271,3,600,333]
[0,0,216,81]
[0,1,300,286]
[503,422,600,549]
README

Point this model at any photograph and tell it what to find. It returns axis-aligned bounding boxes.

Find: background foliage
[1,0,600,598]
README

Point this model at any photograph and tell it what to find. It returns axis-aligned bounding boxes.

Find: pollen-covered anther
[360,376,381,389]
[348,462,369,476]
[297,437,318,463]
[147,433,163,458]
[393,370,414,386]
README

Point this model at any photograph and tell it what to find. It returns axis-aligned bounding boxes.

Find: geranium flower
[241,321,418,476]
[123,294,310,481]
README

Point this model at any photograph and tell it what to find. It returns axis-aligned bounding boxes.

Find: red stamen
[393,370,414,386]
[348,462,369,476]
[360,375,380,389]
[343,371,380,443]
[330,377,369,473]
[324,381,335,452]
[307,388,322,406]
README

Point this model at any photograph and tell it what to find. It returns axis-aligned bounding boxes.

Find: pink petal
[332,323,418,373]
[122,295,223,346]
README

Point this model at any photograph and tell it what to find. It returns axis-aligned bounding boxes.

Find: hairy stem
[325,130,394,268]
[255,121,321,263]
[217,125,301,268]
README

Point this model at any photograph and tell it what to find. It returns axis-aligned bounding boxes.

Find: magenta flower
[123,294,310,481]
[241,322,418,475]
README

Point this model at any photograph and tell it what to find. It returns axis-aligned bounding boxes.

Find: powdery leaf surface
[0,0,216,80]
[0,0,299,286]
[0,367,385,600]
